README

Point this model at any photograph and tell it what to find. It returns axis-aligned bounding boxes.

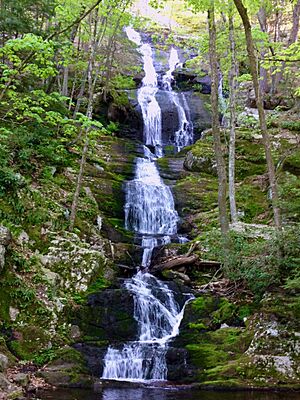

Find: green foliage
[111,74,136,90]
[0,0,56,37]
[281,120,300,131]
[32,347,57,366]
[199,226,300,297]
[237,73,252,82]
[0,34,56,85]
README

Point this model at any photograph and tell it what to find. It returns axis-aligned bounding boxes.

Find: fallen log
[151,255,221,273]
[151,254,198,273]
[197,260,221,268]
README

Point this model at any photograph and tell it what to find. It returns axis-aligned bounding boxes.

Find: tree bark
[69,133,89,232]
[228,13,238,224]
[208,4,229,235]
[233,0,281,229]
[151,255,199,273]
[274,0,300,90]
[288,0,300,46]
[257,7,269,94]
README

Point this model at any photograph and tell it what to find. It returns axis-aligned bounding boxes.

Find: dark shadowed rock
[75,288,138,342]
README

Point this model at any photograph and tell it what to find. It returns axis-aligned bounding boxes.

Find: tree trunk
[274,0,300,91]
[69,134,89,232]
[62,66,69,97]
[288,0,300,45]
[257,7,269,94]
[208,4,229,235]
[69,11,99,231]
[228,13,238,224]
[233,0,281,229]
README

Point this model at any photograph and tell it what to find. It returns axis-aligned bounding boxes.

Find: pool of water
[38,387,300,400]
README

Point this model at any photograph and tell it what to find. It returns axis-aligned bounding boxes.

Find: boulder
[12,373,29,387]
[73,343,107,377]
[0,227,11,246]
[75,288,138,342]
[166,347,191,381]
[0,372,10,390]
[183,149,217,175]
[0,354,8,373]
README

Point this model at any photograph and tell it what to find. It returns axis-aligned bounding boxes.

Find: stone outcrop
[0,226,11,272]
[169,293,300,388]
[75,288,138,343]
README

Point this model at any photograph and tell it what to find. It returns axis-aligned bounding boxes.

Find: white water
[125,157,178,236]
[101,28,194,382]
[102,272,191,381]
[162,47,193,151]
[126,26,162,157]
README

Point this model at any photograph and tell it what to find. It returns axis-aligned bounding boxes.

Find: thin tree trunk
[73,69,88,118]
[288,0,300,45]
[69,133,89,232]
[233,0,281,229]
[228,13,238,224]
[275,0,300,89]
[69,10,99,231]
[62,66,69,97]
[257,7,269,94]
[208,4,229,236]
[270,5,283,94]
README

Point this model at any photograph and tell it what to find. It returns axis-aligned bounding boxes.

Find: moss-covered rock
[170,291,300,388]
[183,141,217,175]
[39,346,94,388]
[74,288,138,343]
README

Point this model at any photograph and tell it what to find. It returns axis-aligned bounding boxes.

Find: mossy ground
[0,132,137,365]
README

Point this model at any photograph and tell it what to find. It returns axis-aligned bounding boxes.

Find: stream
[38,387,300,400]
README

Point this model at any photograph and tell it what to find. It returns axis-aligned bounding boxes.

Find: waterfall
[102,272,190,381]
[101,28,194,382]
[126,26,162,157]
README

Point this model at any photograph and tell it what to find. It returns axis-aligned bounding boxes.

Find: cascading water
[162,47,193,151]
[126,26,162,157]
[101,28,194,382]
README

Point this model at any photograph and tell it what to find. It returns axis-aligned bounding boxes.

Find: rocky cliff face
[169,293,300,388]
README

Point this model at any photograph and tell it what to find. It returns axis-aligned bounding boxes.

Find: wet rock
[75,288,137,342]
[73,344,107,377]
[0,354,8,372]
[166,347,191,381]
[93,379,103,393]
[173,69,211,94]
